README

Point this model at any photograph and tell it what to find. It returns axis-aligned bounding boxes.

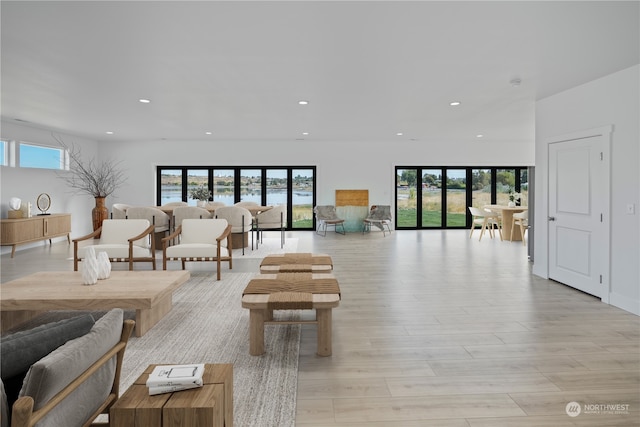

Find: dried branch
[53,134,127,198]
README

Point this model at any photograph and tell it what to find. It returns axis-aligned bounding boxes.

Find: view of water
[161,189,313,206]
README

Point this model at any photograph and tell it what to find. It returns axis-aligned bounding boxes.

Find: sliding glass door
[445,169,466,227]
[157,166,315,230]
[422,169,442,227]
[396,166,530,229]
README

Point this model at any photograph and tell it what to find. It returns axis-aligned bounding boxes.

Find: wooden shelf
[1,213,71,257]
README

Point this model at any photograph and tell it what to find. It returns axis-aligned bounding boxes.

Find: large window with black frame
[157,166,316,230]
[396,166,529,229]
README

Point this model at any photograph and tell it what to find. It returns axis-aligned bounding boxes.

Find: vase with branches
[54,134,127,230]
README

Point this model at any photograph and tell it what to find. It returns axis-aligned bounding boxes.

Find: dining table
[157,204,273,217]
[483,204,528,241]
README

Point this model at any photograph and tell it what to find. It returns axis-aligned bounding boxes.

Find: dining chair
[468,206,502,241]
[254,204,286,247]
[511,210,529,245]
[214,205,254,255]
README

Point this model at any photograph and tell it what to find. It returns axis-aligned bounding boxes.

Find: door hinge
[600,213,603,222]
[600,152,603,161]
[600,275,603,284]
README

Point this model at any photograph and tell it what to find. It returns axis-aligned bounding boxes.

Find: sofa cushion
[79,243,152,259]
[1,314,95,379]
[181,218,228,246]
[99,219,151,248]
[166,243,231,258]
[18,309,123,427]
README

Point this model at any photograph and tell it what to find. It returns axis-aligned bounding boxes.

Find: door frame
[544,125,611,303]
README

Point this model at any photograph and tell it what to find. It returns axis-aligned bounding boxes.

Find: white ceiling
[1,1,638,144]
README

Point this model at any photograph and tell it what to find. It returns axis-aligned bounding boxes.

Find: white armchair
[73,219,156,270]
[162,219,232,280]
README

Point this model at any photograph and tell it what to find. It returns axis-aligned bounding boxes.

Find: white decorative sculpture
[9,197,21,210]
[82,247,99,285]
[96,251,112,280]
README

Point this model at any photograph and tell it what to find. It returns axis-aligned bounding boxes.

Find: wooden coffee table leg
[249,309,266,355]
[316,308,333,356]
[135,294,173,337]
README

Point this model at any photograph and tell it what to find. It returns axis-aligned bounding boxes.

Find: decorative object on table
[9,197,21,210]
[96,251,112,280]
[19,202,32,218]
[36,193,52,215]
[189,185,212,207]
[53,134,126,231]
[8,197,22,218]
[145,363,205,395]
[81,247,99,285]
[508,187,521,207]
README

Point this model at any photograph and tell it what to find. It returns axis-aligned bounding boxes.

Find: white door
[548,130,609,299]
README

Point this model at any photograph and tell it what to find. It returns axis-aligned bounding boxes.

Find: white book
[148,383,203,396]
[146,363,205,387]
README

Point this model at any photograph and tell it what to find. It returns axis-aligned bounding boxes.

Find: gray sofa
[0,309,134,427]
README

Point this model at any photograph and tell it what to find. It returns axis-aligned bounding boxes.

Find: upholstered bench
[259,253,333,274]
[242,273,341,356]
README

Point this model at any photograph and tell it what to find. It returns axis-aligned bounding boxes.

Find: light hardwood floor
[2,229,639,426]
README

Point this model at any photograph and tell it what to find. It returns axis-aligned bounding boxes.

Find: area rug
[234,237,298,259]
[8,272,301,427]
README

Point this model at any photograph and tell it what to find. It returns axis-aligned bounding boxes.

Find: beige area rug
[233,237,298,259]
[9,272,301,427]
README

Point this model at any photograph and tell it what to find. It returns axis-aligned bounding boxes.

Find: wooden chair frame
[73,224,156,271]
[162,223,233,280]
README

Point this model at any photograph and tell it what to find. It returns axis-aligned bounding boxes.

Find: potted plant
[507,186,521,207]
[189,185,212,207]
[54,135,126,231]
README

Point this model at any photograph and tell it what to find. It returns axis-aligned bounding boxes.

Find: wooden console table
[110,363,233,427]
[0,213,71,257]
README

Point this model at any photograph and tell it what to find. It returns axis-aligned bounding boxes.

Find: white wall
[0,122,101,255]
[534,65,640,315]
[1,121,533,257]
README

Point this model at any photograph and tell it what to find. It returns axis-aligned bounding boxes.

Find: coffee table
[242,273,340,356]
[110,363,233,427]
[0,270,190,336]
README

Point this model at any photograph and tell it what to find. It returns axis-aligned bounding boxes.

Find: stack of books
[145,363,205,395]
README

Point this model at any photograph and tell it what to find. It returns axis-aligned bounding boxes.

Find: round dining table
[483,205,528,241]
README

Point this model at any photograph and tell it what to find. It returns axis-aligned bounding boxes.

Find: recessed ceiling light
[302,132,309,136]
[476,134,484,138]
[139,98,151,104]
[298,100,309,105]
[396,132,403,136]
[105,131,114,135]
[450,101,461,106]
[205,131,212,135]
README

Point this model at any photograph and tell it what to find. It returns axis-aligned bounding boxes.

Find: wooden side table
[110,363,233,427]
